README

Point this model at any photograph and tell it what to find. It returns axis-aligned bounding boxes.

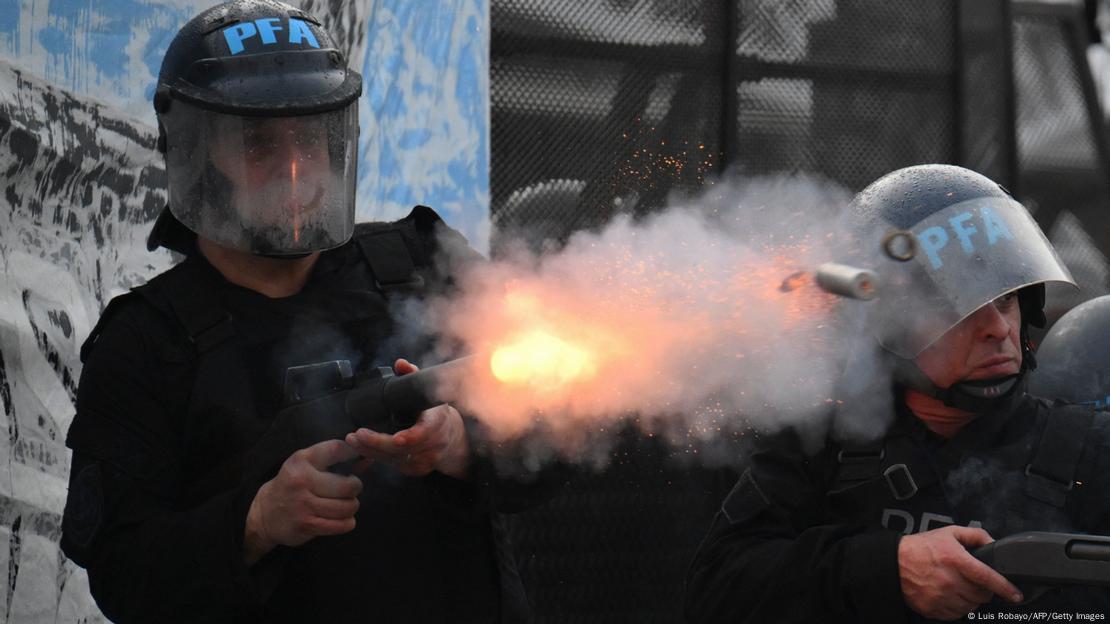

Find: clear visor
[164,100,357,255]
[875,196,1075,357]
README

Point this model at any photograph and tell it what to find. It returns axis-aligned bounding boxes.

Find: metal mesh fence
[1015,17,1099,172]
[732,0,957,190]
[1012,5,1110,318]
[490,0,726,252]
[509,429,732,624]
[491,0,965,248]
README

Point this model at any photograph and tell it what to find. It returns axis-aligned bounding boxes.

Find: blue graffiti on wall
[358,0,490,251]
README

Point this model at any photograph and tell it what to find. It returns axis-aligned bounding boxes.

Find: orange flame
[490,330,598,390]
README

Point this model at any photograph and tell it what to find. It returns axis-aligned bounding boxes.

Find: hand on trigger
[898,526,1023,620]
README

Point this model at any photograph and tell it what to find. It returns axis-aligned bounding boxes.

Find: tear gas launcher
[191,356,475,492]
[974,532,1110,592]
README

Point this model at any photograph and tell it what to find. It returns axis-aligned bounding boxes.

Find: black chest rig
[824,402,1096,538]
[128,220,433,503]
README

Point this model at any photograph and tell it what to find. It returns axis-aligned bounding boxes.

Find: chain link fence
[1012,2,1110,319]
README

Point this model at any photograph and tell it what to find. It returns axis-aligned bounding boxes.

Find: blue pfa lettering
[288,18,319,48]
[948,212,977,253]
[918,226,949,270]
[222,22,257,55]
[981,206,1014,245]
[255,18,282,44]
[223,18,319,55]
[916,206,1015,269]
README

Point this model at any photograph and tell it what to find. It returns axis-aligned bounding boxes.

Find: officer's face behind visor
[913,291,1023,390]
[163,100,358,256]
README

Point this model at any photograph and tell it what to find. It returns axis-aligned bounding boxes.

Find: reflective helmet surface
[852,165,1075,358]
[155,0,362,256]
[1029,295,1110,406]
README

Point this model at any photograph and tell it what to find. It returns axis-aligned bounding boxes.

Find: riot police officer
[685,165,1110,622]
[1029,294,1110,407]
[61,2,533,622]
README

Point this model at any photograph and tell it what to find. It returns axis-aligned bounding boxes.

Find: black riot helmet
[1028,295,1110,407]
[851,164,1075,412]
[149,0,362,256]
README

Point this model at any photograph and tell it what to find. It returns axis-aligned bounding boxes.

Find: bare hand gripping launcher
[226,356,474,487]
[339,356,472,433]
[974,532,1110,600]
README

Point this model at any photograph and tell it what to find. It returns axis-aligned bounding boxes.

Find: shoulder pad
[81,258,213,361]
[352,205,443,238]
[353,226,424,291]
[129,260,190,307]
[352,205,445,270]
[405,204,446,233]
[1025,402,1096,507]
[352,206,479,293]
[80,291,145,363]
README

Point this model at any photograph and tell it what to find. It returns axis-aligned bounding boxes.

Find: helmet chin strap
[895,360,1022,413]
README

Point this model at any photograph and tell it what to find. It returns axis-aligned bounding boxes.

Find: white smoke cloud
[419,173,898,468]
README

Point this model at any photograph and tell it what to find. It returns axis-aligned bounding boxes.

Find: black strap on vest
[1024,404,1094,507]
[356,229,425,293]
[828,435,938,502]
[832,404,1095,509]
[831,439,885,486]
[143,260,236,355]
[883,463,919,501]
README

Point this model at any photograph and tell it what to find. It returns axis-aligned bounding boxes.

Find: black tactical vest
[824,399,1094,536]
[74,208,516,623]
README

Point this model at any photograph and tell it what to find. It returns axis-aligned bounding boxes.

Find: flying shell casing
[815,263,879,301]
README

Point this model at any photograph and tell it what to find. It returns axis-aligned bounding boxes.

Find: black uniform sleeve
[685,431,908,624]
[61,301,278,622]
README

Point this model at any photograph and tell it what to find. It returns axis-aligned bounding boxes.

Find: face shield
[874,196,1075,358]
[163,99,357,255]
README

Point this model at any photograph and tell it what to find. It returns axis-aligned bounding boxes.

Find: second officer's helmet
[853,164,1075,361]
[1029,295,1110,407]
[150,0,362,256]
[847,165,1075,410]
